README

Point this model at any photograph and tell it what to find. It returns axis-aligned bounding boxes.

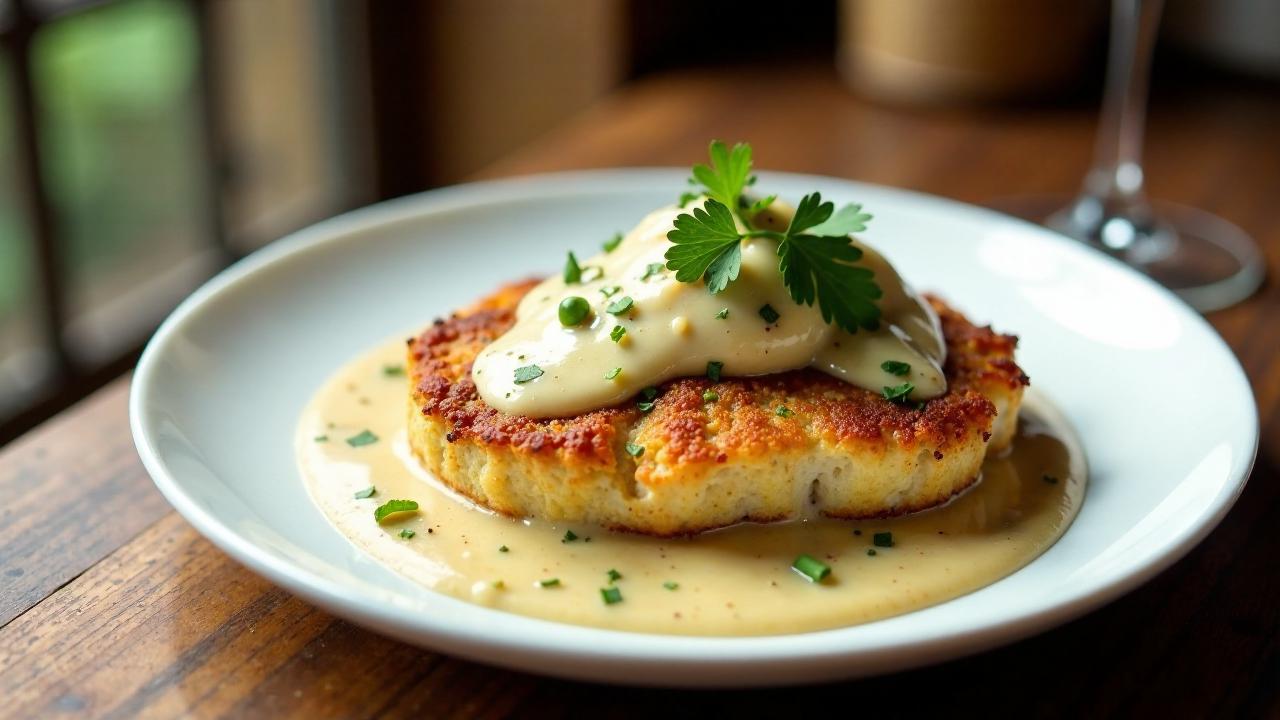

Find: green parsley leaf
[610,325,626,342]
[881,360,911,376]
[600,586,624,605]
[806,202,873,237]
[690,140,753,213]
[663,581,679,591]
[382,364,405,377]
[605,367,622,380]
[664,199,743,294]
[564,251,582,284]
[346,430,379,447]
[882,382,914,403]
[399,528,416,539]
[747,194,777,214]
[778,193,882,333]
[353,486,376,499]
[374,499,419,523]
[715,308,729,319]
[603,232,623,253]
[513,364,544,384]
[606,296,634,315]
[624,442,644,458]
[775,405,794,418]
[873,531,894,547]
[706,360,723,382]
[562,530,579,543]
[607,568,623,584]
[677,191,699,208]
[640,262,665,281]
[758,304,780,324]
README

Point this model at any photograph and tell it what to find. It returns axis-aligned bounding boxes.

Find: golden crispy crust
[408,280,1028,535]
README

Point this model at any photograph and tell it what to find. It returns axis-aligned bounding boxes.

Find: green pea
[558,296,590,326]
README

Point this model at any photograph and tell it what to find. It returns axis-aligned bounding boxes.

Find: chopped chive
[606,568,623,584]
[558,296,590,326]
[562,530,579,543]
[873,531,894,548]
[715,308,729,319]
[513,364,544,384]
[641,387,659,400]
[636,400,655,412]
[345,430,379,447]
[758,304,780,324]
[702,389,719,402]
[580,265,604,283]
[866,548,877,556]
[539,578,561,588]
[706,360,723,382]
[605,367,622,380]
[640,262,665,281]
[610,325,627,342]
[564,251,582,284]
[603,232,623,252]
[499,545,509,553]
[880,360,911,376]
[373,499,419,523]
[398,528,416,539]
[882,383,914,404]
[606,296,634,315]
[353,486,377,499]
[625,442,644,458]
[600,587,624,605]
[791,554,831,583]
[313,435,329,443]
[775,405,794,418]
[1042,474,1060,485]
[663,581,679,591]
[600,285,621,297]
[382,364,406,377]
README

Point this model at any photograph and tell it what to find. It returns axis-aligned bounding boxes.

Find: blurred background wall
[0,0,1275,442]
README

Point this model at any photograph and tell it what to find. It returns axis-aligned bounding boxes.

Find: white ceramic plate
[130,170,1258,686]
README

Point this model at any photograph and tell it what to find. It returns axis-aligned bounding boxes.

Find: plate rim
[129,168,1260,685]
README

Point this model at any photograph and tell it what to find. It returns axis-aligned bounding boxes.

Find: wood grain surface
[1,63,1277,719]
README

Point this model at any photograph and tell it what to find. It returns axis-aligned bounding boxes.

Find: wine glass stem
[1084,0,1164,205]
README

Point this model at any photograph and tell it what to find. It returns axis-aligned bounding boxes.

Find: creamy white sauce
[471,201,947,419]
[298,339,1087,637]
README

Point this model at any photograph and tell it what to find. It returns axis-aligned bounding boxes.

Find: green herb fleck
[605,367,622,380]
[600,285,621,298]
[499,545,509,553]
[513,364,544,384]
[706,360,723,382]
[558,296,590,326]
[636,400,655,412]
[353,486,376,499]
[606,296,634,315]
[758,304,780,324]
[374,499,419,523]
[625,442,644,458]
[702,390,719,402]
[382,364,405,377]
[641,387,659,400]
[562,530,579,543]
[792,554,831,583]
[539,578,561,588]
[873,531,894,548]
[564,251,582,284]
[313,435,329,443]
[881,360,911,376]
[610,325,626,342]
[663,581,679,591]
[747,194,777,214]
[346,430,379,447]
[882,383,914,404]
[606,568,623,584]
[640,262,665,281]
[775,405,794,418]
[398,528,416,539]
[867,548,877,556]
[603,232,623,253]
[715,308,729,319]
[601,586,624,605]
[1042,474,1060,485]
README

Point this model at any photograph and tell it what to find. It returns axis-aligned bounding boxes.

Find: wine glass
[1030,0,1264,312]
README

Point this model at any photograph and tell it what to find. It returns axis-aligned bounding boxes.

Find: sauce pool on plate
[297,338,1086,637]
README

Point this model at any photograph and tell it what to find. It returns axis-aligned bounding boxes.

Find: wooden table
[2,64,1277,718]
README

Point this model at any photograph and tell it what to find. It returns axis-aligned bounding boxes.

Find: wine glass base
[987,195,1265,312]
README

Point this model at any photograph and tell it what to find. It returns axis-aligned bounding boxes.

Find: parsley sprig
[664,141,882,333]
